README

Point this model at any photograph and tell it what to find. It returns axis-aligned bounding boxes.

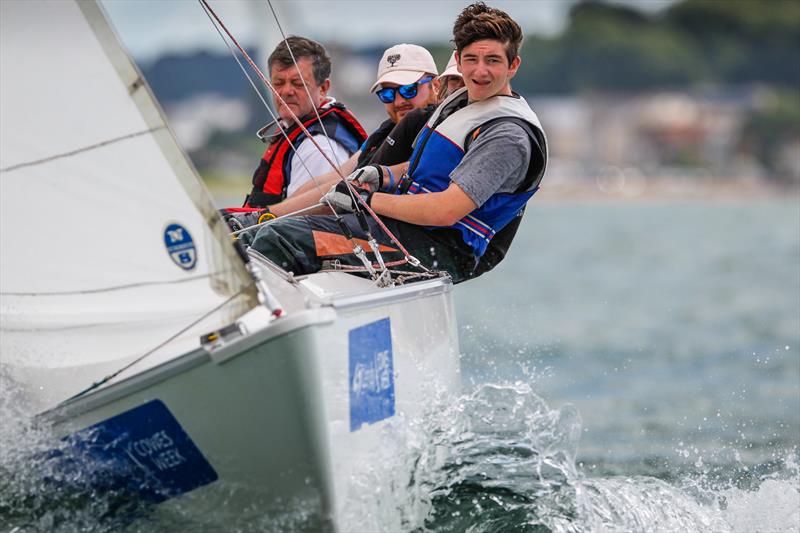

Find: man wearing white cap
[370,44,439,125]
[296,43,440,186]
[368,51,465,166]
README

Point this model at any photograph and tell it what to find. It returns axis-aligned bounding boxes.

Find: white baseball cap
[439,51,462,80]
[370,44,438,93]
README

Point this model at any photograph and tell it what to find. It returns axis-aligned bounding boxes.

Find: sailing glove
[220,208,274,232]
[347,165,383,193]
[321,181,372,213]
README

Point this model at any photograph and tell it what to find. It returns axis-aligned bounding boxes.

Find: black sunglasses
[376,76,434,104]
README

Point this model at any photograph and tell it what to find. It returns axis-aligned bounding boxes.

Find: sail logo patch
[53,399,218,503]
[349,318,395,431]
[164,223,197,270]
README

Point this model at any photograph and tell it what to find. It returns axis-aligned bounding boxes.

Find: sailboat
[0,0,460,528]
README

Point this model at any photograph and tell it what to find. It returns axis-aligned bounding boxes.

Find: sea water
[448,200,799,532]
[1,200,798,532]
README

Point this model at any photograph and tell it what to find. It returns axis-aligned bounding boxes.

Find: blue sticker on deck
[164,223,197,270]
[55,399,217,503]
[349,317,395,431]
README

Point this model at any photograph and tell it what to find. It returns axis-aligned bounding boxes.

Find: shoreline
[533,177,798,203]
[204,176,799,207]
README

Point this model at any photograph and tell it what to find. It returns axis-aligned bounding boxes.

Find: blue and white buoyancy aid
[402,87,547,258]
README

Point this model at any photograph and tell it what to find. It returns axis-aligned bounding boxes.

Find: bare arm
[268,180,336,216]
[379,162,409,191]
[370,181,477,227]
[265,152,361,217]
[290,151,360,196]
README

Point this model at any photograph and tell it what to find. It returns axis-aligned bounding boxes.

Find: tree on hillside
[517,0,703,93]
[514,0,800,94]
[664,0,800,86]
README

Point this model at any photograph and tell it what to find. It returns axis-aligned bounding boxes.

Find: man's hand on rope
[321,181,373,213]
[347,165,384,193]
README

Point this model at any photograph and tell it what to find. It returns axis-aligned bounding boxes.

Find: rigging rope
[266,0,343,170]
[229,202,324,237]
[200,0,384,280]
[0,272,225,297]
[199,3,327,199]
[0,128,163,174]
[200,0,368,247]
[198,0,422,267]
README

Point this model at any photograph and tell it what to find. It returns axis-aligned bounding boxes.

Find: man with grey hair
[241,36,366,208]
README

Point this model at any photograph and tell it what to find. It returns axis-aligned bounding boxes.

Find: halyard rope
[199,0,375,262]
[198,3,327,202]
[266,0,344,170]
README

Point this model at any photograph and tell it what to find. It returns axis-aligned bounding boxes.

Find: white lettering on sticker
[131,431,174,457]
[125,430,186,471]
[152,447,186,471]
[352,350,392,397]
[376,350,391,389]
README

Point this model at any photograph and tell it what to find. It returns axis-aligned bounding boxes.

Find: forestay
[0,0,256,410]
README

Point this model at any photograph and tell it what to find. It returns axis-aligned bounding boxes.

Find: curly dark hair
[268,36,331,85]
[452,2,523,65]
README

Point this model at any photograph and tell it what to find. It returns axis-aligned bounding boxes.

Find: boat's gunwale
[330,276,453,309]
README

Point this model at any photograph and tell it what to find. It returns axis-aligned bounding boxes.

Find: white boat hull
[44,274,460,530]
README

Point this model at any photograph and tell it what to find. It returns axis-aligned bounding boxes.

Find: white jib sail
[0,0,257,410]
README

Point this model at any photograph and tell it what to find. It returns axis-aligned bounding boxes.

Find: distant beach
[204,175,798,210]
[533,176,796,203]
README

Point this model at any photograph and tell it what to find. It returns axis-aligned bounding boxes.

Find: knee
[250,225,284,257]
[249,221,303,272]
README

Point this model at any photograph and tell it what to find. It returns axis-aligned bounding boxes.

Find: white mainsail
[0,0,256,410]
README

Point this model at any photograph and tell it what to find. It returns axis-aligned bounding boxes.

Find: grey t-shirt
[450,120,532,207]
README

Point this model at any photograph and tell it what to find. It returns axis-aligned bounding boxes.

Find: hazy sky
[101,0,676,63]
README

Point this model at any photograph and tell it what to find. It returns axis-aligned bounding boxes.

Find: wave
[404,382,799,532]
[1,376,797,532]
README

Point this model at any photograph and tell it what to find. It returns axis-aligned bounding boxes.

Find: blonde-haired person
[437,51,465,101]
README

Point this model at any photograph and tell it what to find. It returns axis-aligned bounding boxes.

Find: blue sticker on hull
[164,223,197,270]
[55,399,217,503]
[349,318,395,431]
